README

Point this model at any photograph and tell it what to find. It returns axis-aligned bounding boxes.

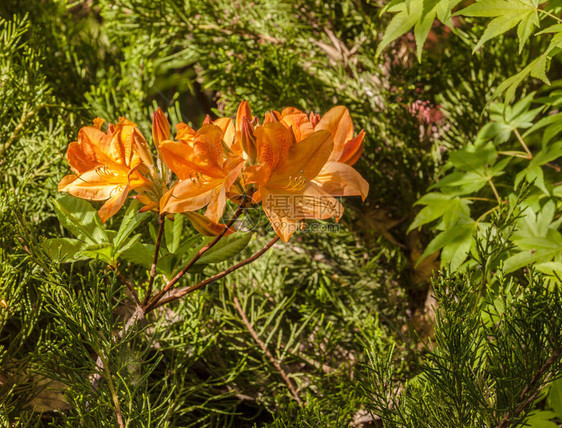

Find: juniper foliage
[1,1,562,427]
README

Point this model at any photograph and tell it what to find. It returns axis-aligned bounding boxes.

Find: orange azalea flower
[159,122,244,222]
[59,117,157,222]
[244,121,344,242]
[277,106,369,201]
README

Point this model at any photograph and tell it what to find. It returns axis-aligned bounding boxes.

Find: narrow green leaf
[196,232,253,265]
[376,0,423,57]
[114,201,149,250]
[43,238,88,263]
[164,214,184,254]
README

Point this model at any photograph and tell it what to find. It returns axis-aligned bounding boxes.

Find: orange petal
[159,140,206,180]
[262,182,343,242]
[254,122,296,173]
[269,129,333,188]
[59,169,129,201]
[314,162,369,200]
[58,174,78,191]
[66,142,98,174]
[281,107,314,142]
[194,124,227,175]
[176,123,197,140]
[339,130,365,166]
[133,193,159,212]
[92,117,105,129]
[309,112,320,127]
[239,117,257,162]
[264,110,283,123]
[204,186,226,223]
[132,127,154,167]
[98,184,130,223]
[78,127,113,164]
[160,176,223,214]
[152,108,170,148]
[213,117,235,147]
[203,114,213,125]
[316,106,353,162]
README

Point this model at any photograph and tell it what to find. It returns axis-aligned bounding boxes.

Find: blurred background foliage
[1,0,562,426]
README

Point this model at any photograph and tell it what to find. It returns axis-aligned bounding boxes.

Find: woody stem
[144,202,248,312]
[149,236,280,310]
[143,213,166,305]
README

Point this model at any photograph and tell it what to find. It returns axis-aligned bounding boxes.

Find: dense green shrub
[1,1,562,426]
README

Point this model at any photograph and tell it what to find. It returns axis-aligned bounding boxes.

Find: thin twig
[497,346,562,428]
[145,204,247,311]
[99,352,125,428]
[151,236,280,309]
[109,266,141,308]
[143,213,166,305]
[232,293,302,405]
[538,8,562,24]
[514,129,533,159]
[487,178,502,204]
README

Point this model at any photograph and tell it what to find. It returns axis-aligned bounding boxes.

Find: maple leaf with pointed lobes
[458,0,541,53]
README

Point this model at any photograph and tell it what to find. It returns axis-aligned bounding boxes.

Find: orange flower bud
[309,112,320,127]
[240,117,257,163]
[152,108,170,148]
[236,100,252,132]
[264,110,282,123]
[93,117,105,129]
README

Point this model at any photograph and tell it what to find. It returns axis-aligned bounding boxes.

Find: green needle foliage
[2,0,562,427]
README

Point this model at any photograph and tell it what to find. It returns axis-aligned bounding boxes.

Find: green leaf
[418,220,475,269]
[164,214,184,254]
[409,193,471,231]
[43,238,88,263]
[52,195,108,244]
[548,378,562,416]
[525,411,560,428]
[458,0,539,53]
[113,201,149,251]
[76,243,114,264]
[378,0,462,60]
[114,233,142,259]
[119,241,155,268]
[505,202,562,272]
[196,232,253,265]
[376,0,423,58]
[449,142,496,171]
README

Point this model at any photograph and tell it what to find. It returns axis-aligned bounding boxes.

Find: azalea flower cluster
[59,103,368,242]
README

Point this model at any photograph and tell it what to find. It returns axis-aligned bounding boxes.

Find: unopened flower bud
[240,117,257,163]
[152,108,170,148]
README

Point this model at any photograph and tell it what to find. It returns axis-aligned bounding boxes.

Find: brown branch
[232,294,302,406]
[151,236,280,310]
[497,346,562,428]
[143,213,166,305]
[109,266,141,308]
[145,203,247,311]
